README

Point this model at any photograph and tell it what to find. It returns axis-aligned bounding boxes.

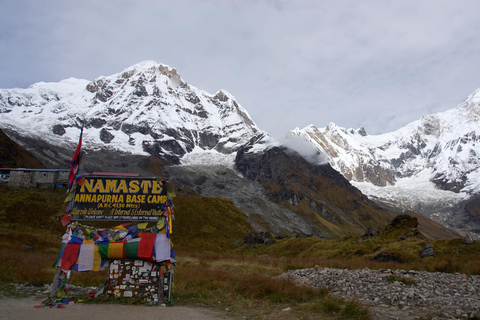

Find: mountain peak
[0,61,260,164]
[127,60,163,69]
[106,60,184,85]
[120,60,171,74]
[291,85,480,236]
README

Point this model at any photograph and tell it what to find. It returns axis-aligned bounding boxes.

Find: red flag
[68,127,83,191]
[60,213,72,227]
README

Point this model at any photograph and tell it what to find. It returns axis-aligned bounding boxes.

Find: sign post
[52,175,175,305]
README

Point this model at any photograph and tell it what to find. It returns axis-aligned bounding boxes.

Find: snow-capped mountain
[0,60,260,166]
[291,87,480,235]
[0,61,464,239]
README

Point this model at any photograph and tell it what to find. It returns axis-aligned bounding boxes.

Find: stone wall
[7,169,69,189]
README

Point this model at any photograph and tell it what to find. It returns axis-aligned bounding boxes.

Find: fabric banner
[97,243,109,260]
[154,234,171,262]
[53,242,67,268]
[92,244,102,272]
[108,241,125,259]
[77,240,95,272]
[138,232,156,260]
[60,244,81,270]
[55,223,174,271]
[124,241,140,259]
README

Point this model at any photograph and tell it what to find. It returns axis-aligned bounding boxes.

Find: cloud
[1,0,480,137]
[279,135,328,165]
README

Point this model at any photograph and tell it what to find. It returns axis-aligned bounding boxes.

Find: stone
[264,238,275,246]
[25,282,44,287]
[52,124,66,136]
[243,231,271,244]
[20,244,35,251]
[278,266,480,320]
[419,244,435,258]
[464,233,474,245]
[372,252,403,263]
[100,128,115,143]
[365,227,379,237]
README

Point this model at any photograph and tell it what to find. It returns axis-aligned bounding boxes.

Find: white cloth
[77,242,94,271]
[154,233,171,262]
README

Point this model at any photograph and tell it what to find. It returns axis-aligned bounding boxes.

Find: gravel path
[0,297,226,320]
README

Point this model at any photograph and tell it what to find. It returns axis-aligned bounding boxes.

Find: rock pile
[280,267,480,320]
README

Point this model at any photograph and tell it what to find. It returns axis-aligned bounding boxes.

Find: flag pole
[62,124,84,227]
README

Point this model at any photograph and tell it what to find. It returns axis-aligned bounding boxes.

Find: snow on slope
[0,61,262,161]
[291,87,480,233]
[293,86,480,196]
[0,78,94,149]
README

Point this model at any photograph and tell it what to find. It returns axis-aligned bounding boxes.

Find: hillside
[0,128,45,168]
[235,144,457,240]
[291,87,480,236]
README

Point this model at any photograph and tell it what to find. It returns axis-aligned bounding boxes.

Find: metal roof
[90,172,141,177]
[0,168,69,172]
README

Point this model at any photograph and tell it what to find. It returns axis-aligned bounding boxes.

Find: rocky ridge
[280,267,480,320]
[292,88,480,192]
[291,87,480,236]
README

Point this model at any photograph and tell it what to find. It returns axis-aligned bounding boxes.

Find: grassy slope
[237,146,398,239]
[262,152,458,240]
[239,146,457,240]
[173,195,253,252]
[0,129,46,168]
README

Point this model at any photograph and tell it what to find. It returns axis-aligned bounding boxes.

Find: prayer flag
[60,213,71,227]
[60,244,81,270]
[154,234,171,262]
[108,241,125,259]
[138,232,156,260]
[124,241,140,259]
[77,240,95,272]
[68,126,83,191]
[92,244,102,271]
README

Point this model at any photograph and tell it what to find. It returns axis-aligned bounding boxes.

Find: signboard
[71,176,168,221]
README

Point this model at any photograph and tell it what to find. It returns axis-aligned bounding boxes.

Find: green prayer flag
[52,242,67,268]
[124,242,139,259]
[97,243,109,260]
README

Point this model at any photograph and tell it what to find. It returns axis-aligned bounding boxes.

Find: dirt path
[0,297,228,320]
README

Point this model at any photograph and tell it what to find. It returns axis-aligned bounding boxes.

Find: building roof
[0,168,69,172]
[90,172,141,177]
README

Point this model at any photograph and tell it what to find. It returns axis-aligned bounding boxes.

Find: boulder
[365,227,379,237]
[464,233,474,245]
[372,252,403,263]
[420,244,435,258]
[243,231,273,245]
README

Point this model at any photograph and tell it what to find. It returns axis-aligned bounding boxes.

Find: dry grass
[244,233,480,275]
[0,249,58,283]
[2,186,480,319]
[173,253,370,319]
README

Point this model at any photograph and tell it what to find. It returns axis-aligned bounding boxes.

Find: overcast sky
[1,0,480,137]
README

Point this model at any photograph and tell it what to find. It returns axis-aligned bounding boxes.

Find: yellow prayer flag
[92,245,101,272]
[108,242,124,259]
[137,222,148,230]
